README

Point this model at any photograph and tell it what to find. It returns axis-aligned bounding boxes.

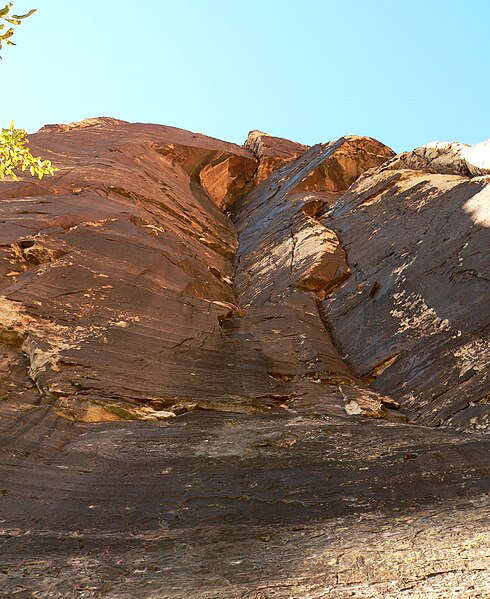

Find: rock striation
[0,118,489,598]
[0,120,396,422]
[322,143,490,433]
[245,130,309,182]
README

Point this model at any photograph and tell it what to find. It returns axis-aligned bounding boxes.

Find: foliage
[0,2,36,52]
[1,121,56,179]
[0,2,57,180]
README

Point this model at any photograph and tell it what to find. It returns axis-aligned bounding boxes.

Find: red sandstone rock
[0,120,396,422]
[245,130,309,182]
[292,135,396,193]
[199,154,257,210]
[0,118,260,419]
[0,119,489,598]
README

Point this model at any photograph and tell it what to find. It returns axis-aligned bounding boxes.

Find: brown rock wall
[321,167,490,432]
[1,120,489,598]
[0,118,258,418]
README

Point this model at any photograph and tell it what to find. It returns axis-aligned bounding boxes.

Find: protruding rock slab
[292,135,395,193]
[199,154,257,210]
[291,212,350,297]
[245,129,309,182]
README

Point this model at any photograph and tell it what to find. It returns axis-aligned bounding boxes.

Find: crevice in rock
[362,353,401,385]
[227,138,402,421]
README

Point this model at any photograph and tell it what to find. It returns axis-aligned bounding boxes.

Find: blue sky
[1,0,489,152]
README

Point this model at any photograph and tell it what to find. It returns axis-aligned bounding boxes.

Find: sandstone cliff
[0,119,489,598]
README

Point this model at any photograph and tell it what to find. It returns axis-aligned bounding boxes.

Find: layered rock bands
[0,119,489,598]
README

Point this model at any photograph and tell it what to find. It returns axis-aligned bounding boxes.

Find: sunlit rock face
[245,130,309,182]
[385,138,490,177]
[0,119,489,598]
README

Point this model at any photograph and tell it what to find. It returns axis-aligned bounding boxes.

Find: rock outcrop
[0,118,489,598]
[383,139,490,177]
[245,130,309,182]
[0,120,396,422]
[0,118,259,421]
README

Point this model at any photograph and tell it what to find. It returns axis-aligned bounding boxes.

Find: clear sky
[1,0,489,152]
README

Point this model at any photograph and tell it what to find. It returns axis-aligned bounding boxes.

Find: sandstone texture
[322,150,490,433]
[245,130,309,182]
[0,119,489,598]
[385,139,490,177]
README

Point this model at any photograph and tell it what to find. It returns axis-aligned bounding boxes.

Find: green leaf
[1,5,57,181]
[1,123,59,180]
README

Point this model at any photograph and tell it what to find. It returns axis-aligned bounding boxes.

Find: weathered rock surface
[0,120,395,422]
[231,137,400,420]
[384,138,490,177]
[245,130,309,182]
[0,118,261,421]
[0,119,489,598]
[2,410,490,598]
[321,158,490,433]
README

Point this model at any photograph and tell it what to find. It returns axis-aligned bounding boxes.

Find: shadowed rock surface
[0,119,489,598]
[321,157,490,433]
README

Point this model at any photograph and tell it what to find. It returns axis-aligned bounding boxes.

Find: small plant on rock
[0,2,57,180]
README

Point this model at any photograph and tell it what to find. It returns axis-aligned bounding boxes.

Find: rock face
[0,120,396,422]
[0,118,260,421]
[245,130,309,182]
[321,149,490,433]
[385,139,490,177]
[0,118,489,598]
